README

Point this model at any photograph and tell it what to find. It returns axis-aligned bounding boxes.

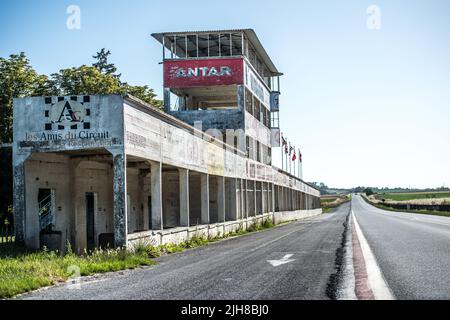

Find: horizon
[1,0,449,189]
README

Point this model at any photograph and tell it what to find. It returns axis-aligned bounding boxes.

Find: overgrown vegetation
[133,218,275,259]
[320,194,351,213]
[0,218,277,299]
[0,243,155,299]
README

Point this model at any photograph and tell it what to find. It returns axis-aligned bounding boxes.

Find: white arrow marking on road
[267,254,295,267]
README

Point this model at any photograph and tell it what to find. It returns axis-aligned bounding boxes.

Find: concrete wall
[128,209,322,248]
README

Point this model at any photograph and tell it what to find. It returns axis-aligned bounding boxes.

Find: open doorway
[85,192,96,251]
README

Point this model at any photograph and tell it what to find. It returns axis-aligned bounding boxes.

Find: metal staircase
[38,194,54,231]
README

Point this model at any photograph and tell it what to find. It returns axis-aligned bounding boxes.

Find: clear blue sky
[1,0,450,188]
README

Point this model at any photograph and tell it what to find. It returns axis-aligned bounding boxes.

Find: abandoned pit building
[12,29,321,252]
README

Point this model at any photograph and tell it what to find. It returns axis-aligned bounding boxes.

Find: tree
[92,48,121,79]
[0,53,55,143]
[121,83,163,108]
[51,65,122,96]
[364,188,374,196]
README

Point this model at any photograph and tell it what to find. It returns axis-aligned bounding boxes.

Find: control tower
[152,29,282,165]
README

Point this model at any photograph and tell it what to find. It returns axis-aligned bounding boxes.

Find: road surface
[20,204,350,300]
[352,195,450,299]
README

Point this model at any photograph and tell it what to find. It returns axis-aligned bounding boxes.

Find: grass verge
[361,194,450,218]
[0,243,155,299]
[321,194,351,213]
[0,218,276,299]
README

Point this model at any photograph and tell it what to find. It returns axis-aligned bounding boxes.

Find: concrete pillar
[240,179,245,219]
[200,173,209,224]
[179,168,189,227]
[163,88,171,113]
[244,179,249,219]
[217,176,225,222]
[254,181,257,216]
[150,161,163,230]
[112,152,127,247]
[271,183,275,213]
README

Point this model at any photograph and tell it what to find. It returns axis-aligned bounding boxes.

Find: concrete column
[261,182,265,220]
[150,161,163,230]
[244,179,249,219]
[200,173,209,224]
[179,168,189,227]
[271,183,275,213]
[231,178,238,220]
[217,176,225,222]
[253,181,257,216]
[112,152,127,247]
[163,88,171,113]
[240,179,245,219]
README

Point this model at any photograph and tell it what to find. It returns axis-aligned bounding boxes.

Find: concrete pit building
[12,29,321,252]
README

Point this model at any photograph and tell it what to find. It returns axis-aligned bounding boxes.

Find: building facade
[12,29,321,252]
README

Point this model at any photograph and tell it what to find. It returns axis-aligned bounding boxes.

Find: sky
[1,0,450,189]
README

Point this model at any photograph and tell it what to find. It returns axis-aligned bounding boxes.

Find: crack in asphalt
[326,207,352,300]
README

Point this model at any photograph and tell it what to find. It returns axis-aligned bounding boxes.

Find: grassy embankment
[362,192,450,218]
[0,218,274,299]
[377,191,450,202]
[320,194,351,213]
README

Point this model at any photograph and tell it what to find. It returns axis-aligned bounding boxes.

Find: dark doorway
[38,188,52,232]
[85,193,95,250]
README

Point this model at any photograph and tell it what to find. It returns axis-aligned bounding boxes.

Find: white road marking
[267,254,296,267]
[352,210,395,300]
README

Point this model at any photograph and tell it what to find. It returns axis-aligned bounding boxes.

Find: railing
[0,224,14,243]
[39,194,54,231]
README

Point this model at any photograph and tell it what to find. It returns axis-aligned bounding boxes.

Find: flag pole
[281,132,284,171]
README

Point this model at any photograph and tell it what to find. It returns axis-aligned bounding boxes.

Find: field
[378,191,450,202]
[320,194,351,213]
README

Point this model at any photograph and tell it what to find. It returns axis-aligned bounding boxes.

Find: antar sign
[164,58,244,88]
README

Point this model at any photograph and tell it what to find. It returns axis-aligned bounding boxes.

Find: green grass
[320,198,338,203]
[362,194,450,218]
[0,218,277,299]
[320,194,351,212]
[378,191,450,201]
[0,243,155,299]
[132,218,276,260]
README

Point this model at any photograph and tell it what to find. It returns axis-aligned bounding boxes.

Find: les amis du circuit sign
[164,58,244,88]
[23,99,113,148]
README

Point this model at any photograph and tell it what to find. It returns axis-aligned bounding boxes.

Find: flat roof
[151,29,282,76]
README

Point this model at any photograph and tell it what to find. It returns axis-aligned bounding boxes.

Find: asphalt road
[20,204,350,300]
[352,195,450,299]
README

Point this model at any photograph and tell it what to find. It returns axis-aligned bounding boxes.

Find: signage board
[164,58,244,88]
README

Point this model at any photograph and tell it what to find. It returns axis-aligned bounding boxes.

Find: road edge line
[351,210,395,300]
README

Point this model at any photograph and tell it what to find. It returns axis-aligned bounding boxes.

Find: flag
[282,136,288,154]
[292,150,297,161]
[289,144,294,156]
[298,149,302,163]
